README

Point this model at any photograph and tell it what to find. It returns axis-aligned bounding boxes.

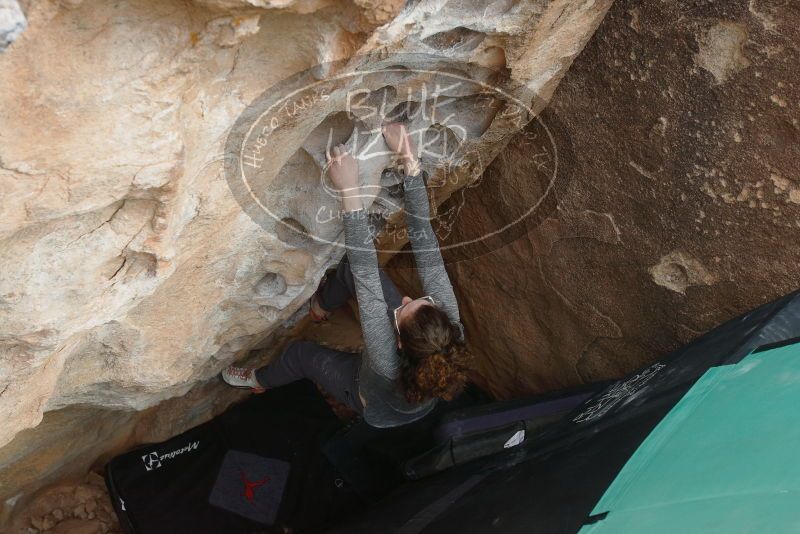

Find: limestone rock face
[0,0,611,457]
[390,0,800,398]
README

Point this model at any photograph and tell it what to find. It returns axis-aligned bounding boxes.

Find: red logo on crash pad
[240,470,270,502]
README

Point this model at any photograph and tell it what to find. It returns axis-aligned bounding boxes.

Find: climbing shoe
[309,293,332,323]
[221,365,263,391]
[309,268,336,323]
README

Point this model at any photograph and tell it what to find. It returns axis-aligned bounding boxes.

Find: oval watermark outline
[226,54,558,254]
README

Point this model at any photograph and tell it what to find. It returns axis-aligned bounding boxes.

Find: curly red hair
[398,304,471,404]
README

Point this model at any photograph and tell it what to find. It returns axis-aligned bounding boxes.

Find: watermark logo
[224,53,559,259]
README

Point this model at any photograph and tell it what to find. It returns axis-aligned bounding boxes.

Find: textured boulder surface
[389,0,800,399]
[0,0,612,512]
[5,472,121,534]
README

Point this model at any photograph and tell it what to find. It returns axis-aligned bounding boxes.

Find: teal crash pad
[580,341,800,533]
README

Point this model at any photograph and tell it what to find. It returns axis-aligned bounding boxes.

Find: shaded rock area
[0,381,246,516]
[0,380,248,533]
[389,0,800,399]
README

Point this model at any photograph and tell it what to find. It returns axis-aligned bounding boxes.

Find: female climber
[221,122,470,428]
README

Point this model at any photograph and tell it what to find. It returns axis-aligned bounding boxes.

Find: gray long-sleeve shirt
[342,168,465,428]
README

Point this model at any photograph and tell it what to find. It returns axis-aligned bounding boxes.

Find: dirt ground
[6,472,120,534]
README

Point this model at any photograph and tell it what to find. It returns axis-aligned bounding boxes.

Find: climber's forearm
[342,209,402,378]
[402,168,464,337]
[341,188,363,212]
[327,142,399,376]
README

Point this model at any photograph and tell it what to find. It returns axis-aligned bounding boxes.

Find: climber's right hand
[326,143,362,211]
[385,122,417,158]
